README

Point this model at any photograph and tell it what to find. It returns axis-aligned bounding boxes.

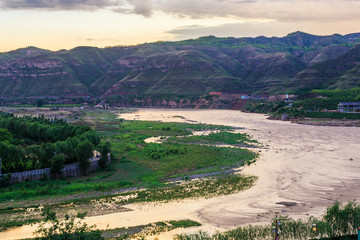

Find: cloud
[0,0,120,10]
[154,0,360,22]
[1,0,360,22]
[167,17,360,41]
[0,0,153,16]
[129,0,152,17]
[167,22,297,40]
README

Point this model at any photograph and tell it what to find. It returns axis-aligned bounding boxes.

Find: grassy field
[0,108,259,232]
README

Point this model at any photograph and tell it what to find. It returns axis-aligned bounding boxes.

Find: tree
[0,128,12,142]
[34,206,103,240]
[36,99,44,107]
[50,155,65,179]
[96,141,111,169]
[25,145,44,170]
[75,140,94,175]
[41,143,57,168]
[79,131,100,147]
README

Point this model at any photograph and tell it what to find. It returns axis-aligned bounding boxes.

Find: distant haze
[0,0,360,51]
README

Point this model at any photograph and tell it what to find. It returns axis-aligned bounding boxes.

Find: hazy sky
[1,0,360,51]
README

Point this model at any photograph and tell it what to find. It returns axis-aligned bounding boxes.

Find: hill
[288,44,360,91]
[0,32,360,99]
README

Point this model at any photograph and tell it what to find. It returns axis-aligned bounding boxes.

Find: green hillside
[0,32,360,99]
[289,44,360,91]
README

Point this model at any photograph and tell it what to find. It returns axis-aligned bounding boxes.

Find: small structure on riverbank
[338,102,360,113]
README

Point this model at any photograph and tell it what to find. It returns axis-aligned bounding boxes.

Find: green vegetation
[34,207,103,240]
[42,104,83,108]
[110,175,257,204]
[108,121,255,181]
[0,109,258,233]
[2,33,360,100]
[0,218,40,232]
[0,113,102,174]
[312,87,360,100]
[75,140,95,175]
[7,104,84,108]
[169,131,258,147]
[303,112,360,119]
[102,219,201,239]
[0,128,12,141]
[0,109,257,204]
[294,87,360,111]
[35,99,44,107]
[176,201,360,240]
[97,141,111,169]
[245,87,360,120]
[169,219,202,228]
[18,199,360,240]
[292,88,360,119]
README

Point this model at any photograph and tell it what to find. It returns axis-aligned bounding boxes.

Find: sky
[0,0,360,52]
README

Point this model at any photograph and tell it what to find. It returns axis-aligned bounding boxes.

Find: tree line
[0,113,92,143]
[0,113,110,176]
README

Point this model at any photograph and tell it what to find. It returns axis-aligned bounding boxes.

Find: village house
[337,102,360,113]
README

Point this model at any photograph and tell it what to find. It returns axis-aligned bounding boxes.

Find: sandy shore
[2,109,360,240]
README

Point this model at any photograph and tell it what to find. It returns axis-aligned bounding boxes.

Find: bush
[96,141,111,169]
[0,128,12,142]
[176,201,360,240]
[50,155,65,179]
[75,140,95,175]
[34,206,104,240]
[0,174,11,188]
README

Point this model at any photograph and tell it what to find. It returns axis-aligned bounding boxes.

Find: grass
[303,111,360,119]
[169,131,259,147]
[124,174,257,203]
[44,174,257,206]
[42,104,83,108]
[6,104,83,108]
[0,218,41,232]
[119,120,231,137]
[102,219,201,239]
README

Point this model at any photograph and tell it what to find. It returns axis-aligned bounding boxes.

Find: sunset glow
[1,0,360,51]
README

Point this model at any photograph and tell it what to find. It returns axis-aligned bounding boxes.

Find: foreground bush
[34,206,103,240]
[176,201,360,240]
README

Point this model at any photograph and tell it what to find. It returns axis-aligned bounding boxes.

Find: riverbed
[2,109,360,240]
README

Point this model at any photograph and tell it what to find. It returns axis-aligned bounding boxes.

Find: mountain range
[1,31,360,99]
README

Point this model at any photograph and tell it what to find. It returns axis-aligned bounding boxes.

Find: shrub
[50,155,65,179]
[34,206,103,240]
[75,140,95,175]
